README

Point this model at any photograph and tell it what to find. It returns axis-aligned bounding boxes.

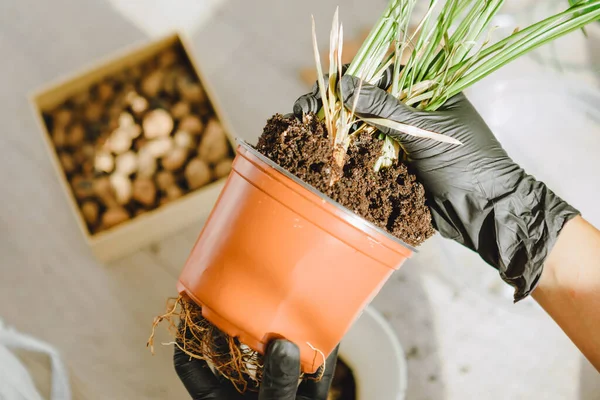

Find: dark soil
[329,358,356,400]
[256,114,434,247]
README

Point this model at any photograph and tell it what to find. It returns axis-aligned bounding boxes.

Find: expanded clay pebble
[171,101,190,120]
[185,158,211,189]
[97,81,114,102]
[93,176,114,202]
[214,158,233,179]
[163,70,179,96]
[178,115,203,135]
[107,109,123,131]
[133,178,156,207]
[166,185,183,201]
[93,176,110,196]
[71,176,95,199]
[144,137,173,158]
[124,90,136,103]
[110,173,132,205]
[81,161,94,175]
[178,80,205,103]
[125,124,142,140]
[67,123,85,147]
[125,65,143,81]
[53,108,72,127]
[76,145,96,174]
[199,120,229,163]
[81,143,95,159]
[81,200,99,226]
[115,151,138,176]
[137,150,157,178]
[156,171,175,190]
[131,96,149,115]
[159,49,178,67]
[102,207,129,229]
[141,70,164,97]
[59,153,76,175]
[94,151,114,173]
[119,112,135,127]
[162,147,188,171]
[85,102,103,123]
[52,126,68,148]
[173,130,194,149]
[143,109,173,139]
[72,91,90,107]
[108,128,133,154]
[125,89,149,116]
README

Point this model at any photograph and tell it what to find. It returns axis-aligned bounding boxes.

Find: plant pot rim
[236,138,418,254]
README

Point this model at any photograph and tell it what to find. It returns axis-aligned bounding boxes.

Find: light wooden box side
[31,33,234,262]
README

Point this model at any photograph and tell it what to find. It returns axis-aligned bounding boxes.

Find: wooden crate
[31,33,235,262]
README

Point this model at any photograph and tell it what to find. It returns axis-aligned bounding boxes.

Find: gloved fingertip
[293,93,321,118]
[259,340,301,400]
[293,102,305,119]
[340,74,399,117]
[339,75,360,105]
[264,339,301,374]
[375,63,394,90]
[173,346,222,397]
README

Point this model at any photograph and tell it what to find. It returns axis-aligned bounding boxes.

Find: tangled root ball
[148,296,263,393]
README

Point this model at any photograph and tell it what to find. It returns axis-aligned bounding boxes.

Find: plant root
[305,342,327,381]
[148,296,263,393]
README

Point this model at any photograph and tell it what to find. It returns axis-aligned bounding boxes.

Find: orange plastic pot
[177,140,414,374]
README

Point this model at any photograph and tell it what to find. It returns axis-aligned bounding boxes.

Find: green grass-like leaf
[313,0,600,172]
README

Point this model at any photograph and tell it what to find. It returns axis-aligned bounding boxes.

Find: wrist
[531,216,600,371]
[536,216,589,295]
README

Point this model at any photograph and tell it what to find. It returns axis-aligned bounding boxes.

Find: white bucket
[339,306,408,400]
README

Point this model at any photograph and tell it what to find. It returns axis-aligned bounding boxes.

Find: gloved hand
[294,75,580,302]
[174,339,338,400]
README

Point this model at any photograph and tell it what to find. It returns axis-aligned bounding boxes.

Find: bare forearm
[532,216,600,370]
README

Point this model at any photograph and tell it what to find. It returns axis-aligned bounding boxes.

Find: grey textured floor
[1,0,599,399]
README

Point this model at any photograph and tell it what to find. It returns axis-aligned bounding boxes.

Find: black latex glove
[293,64,394,118]
[294,75,580,302]
[174,339,338,400]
